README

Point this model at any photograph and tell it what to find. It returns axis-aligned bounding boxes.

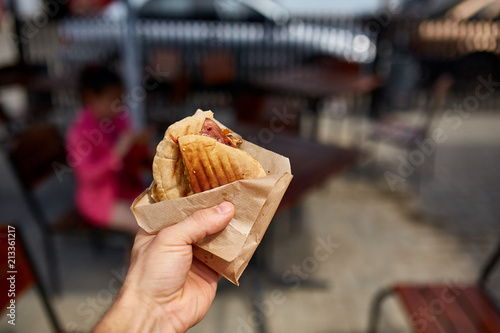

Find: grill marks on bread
[178,135,266,194]
[152,110,265,201]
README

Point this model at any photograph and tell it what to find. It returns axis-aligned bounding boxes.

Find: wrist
[93,287,173,333]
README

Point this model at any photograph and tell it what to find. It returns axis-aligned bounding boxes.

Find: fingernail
[216,202,232,214]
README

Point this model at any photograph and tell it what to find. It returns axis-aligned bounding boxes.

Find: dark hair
[78,65,123,96]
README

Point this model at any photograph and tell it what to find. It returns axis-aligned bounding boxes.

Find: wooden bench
[368,241,500,333]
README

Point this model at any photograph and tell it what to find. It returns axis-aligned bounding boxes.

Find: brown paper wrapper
[131,140,293,285]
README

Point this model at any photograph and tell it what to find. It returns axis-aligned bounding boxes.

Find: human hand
[115,130,152,157]
[115,128,155,157]
[93,202,235,333]
[114,132,136,158]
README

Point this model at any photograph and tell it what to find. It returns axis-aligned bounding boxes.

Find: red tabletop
[235,126,360,214]
[251,65,382,99]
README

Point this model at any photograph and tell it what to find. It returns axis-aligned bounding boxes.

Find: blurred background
[0,0,500,332]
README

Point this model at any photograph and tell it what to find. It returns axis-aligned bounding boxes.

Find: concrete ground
[1,108,499,333]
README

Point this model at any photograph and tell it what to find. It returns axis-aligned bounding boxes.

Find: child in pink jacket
[67,66,151,233]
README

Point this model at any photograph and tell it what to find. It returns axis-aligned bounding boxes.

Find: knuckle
[191,207,217,229]
[154,227,171,244]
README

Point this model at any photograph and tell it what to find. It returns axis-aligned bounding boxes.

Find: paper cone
[131,140,292,285]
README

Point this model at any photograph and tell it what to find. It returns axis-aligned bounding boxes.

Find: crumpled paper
[131,137,292,285]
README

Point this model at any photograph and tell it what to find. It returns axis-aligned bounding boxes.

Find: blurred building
[371,0,500,111]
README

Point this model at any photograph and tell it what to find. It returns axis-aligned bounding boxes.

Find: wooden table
[236,127,360,214]
[249,66,382,138]
[252,66,382,99]
[237,128,359,251]
[264,132,359,214]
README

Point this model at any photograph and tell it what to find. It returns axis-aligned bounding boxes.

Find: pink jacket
[66,108,138,227]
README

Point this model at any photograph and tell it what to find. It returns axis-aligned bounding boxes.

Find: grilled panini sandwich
[152,110,266,202]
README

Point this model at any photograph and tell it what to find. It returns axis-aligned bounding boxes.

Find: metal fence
[15,13,500,131]
[17,15,376,127]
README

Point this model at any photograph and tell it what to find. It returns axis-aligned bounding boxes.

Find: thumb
[157,202,234,247]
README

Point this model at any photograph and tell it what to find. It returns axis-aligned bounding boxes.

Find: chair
[7,125,133,293]
[368,73,454,187]
[0,225,63,332]
[367,240,500,333]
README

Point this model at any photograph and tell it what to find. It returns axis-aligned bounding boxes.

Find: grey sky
[277,0,384,14]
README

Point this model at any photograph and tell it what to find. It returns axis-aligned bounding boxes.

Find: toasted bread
[179,135,266,193]
[152,110,213,201]
[152,109,266,202]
